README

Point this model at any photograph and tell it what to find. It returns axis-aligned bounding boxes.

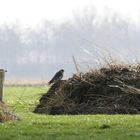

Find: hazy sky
[0,0,140,28]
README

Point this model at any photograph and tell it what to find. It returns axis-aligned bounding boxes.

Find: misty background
[0,10,140,81]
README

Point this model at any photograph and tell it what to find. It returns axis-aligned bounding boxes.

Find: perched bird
[48,69,64,85]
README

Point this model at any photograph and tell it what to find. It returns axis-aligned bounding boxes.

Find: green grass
[0,86,140,140]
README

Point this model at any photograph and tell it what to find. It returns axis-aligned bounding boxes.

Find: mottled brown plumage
[48,69,64,85]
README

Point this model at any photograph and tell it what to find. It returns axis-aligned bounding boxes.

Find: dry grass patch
[0,102,19,122]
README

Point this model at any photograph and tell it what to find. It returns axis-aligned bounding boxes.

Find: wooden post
[72,55,80,74]
[0,69,6,102]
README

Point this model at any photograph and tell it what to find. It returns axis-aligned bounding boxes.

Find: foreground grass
[0,86,140,140]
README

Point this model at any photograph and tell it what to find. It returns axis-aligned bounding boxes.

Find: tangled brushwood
[34,64,140,114]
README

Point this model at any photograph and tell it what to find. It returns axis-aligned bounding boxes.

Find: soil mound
[34,65,140,114]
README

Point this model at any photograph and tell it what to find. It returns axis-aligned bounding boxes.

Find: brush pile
[34,64,140,114]
[0,102,18,122]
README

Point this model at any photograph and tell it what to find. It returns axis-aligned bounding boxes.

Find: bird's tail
[48,80,52,85]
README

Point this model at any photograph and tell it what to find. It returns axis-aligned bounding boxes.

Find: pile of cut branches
[34,64,140,114]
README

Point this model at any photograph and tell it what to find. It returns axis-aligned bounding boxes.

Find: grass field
[0,86,140,140]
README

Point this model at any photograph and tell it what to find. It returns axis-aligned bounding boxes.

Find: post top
[0,69,7,72]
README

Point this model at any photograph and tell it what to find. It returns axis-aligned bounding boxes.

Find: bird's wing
[48,71,60,84]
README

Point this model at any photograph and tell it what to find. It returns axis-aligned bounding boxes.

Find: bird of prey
[48,69,64,85]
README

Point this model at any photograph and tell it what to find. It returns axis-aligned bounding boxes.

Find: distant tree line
[0,13,140,80]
